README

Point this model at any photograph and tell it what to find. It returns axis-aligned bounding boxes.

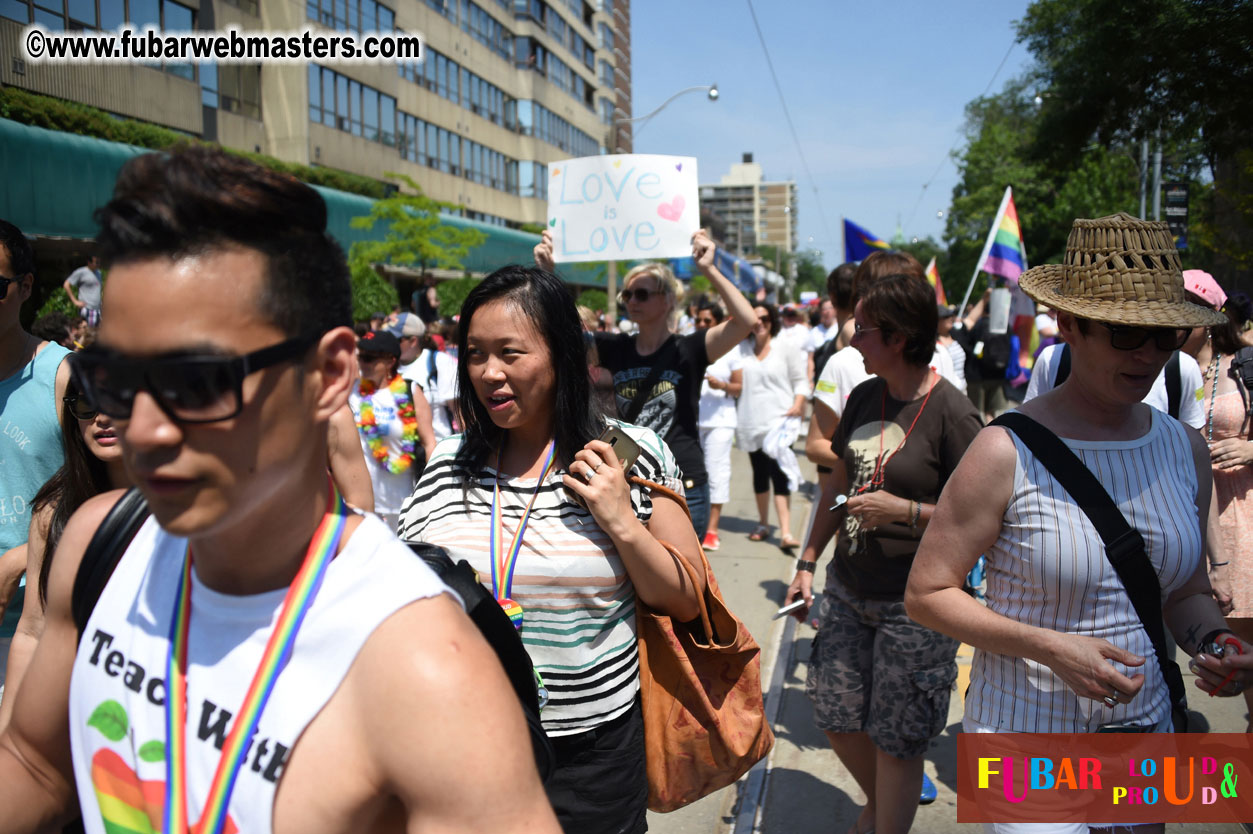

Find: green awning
[0,117,606,287]
[0,117,147,240]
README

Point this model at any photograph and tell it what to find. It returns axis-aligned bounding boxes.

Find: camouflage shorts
[805,578,959,759]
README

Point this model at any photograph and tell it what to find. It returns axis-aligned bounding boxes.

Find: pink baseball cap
[1183,269,1227,310]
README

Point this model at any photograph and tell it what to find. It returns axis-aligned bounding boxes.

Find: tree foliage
[1016,0,1253,286]
[350,262,398,323]
[793,250,828,297]
[577,288,608,314]
[435,276,481,319]
[942,72,1211,302]
[347,174,488,320]
[1018,0,1253,164]
[348,173,487,275]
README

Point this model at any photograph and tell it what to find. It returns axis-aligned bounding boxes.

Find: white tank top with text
[68,512,450,834]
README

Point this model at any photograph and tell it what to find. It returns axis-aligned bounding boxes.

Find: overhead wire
[902,39,1018,236]
[744,0,832,243]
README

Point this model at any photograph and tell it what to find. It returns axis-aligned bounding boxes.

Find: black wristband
[796,560,817,573]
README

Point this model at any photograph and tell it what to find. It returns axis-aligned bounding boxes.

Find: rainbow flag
[843,218,890,262]
[980,187,1028,282]
[924,257,947,305]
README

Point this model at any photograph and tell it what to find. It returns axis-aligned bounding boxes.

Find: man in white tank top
[0,148,558,834]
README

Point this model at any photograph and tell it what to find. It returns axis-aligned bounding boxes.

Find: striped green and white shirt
[397,421,683,736]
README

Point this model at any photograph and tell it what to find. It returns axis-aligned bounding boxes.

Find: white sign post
[547,154,699,263]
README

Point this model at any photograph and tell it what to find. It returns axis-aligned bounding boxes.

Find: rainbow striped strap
[490,441,557,602]
[163,485,349,834]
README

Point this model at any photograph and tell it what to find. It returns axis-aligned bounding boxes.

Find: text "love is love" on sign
[547,154,698,263]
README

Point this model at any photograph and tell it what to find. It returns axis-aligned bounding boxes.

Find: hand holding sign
[548,154,699,263]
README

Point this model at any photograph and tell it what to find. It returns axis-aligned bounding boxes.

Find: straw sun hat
[1018,213,1226,329]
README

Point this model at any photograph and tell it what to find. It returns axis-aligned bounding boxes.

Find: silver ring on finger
[594,462,604,473]
[582,465,596,483]
[1102,695,1118,708]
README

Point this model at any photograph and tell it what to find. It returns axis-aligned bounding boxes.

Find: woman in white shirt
[696,302,743,551]
[737,304,808,549]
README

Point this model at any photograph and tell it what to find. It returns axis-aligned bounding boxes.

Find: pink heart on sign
[657,195,685,222]
[675,163,682,172]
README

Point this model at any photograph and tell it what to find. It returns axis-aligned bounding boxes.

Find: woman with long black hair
[0,379,130,728]
[398,265,704,834]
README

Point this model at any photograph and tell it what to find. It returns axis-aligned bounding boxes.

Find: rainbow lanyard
[490,440,557,629]
[163,485,349,834]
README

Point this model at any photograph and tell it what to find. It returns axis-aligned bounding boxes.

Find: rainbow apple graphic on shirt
[87,700,238,834]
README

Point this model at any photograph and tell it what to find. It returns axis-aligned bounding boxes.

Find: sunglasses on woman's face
[64,395,98,421]
[70,337,313,424]
[1095,321,1188,352]
[619,288,659,304]
[0,274,17,301]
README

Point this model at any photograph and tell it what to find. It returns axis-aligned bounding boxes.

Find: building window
[219,64,260,119]
[308,65,395,144]
[202,62,219,108]
[67,0,96,27]
[307,0,393,32]
[219,0,258,14]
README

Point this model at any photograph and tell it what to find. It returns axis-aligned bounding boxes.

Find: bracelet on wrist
[796,560,817,573]
[909,500,922,531]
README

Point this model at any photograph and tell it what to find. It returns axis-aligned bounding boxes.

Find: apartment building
[0,0,631,230]
[699,153,798,257]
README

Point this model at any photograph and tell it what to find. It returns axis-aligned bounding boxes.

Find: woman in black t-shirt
[535,229,756,537]
[783,274,981,834]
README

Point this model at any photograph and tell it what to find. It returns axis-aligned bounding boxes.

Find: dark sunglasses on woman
[70,337,312,424]
[618,288,659,304]
[63,395,98,421]
[1095,321,1188,352]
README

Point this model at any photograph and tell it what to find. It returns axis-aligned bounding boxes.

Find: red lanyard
[856,372,938,494]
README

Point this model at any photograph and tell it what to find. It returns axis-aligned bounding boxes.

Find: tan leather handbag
[636,539,774,812]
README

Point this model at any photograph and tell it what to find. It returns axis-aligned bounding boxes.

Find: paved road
[646,447,1251,834]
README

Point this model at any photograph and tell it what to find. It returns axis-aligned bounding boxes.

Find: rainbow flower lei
[356,374,418,474]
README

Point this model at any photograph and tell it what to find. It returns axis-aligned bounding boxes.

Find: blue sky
[630,0,1034,269]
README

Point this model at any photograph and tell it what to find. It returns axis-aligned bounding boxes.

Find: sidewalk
[647,447,1250,834]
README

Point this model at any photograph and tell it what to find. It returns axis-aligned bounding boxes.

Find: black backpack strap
[407,541,554,782]
[991,412,1189,729]
[622,336,679,424]
[1055,343,1071,387]
[72,488,151,642]
[1230,347,1253,419]
[1165,351,1182,419]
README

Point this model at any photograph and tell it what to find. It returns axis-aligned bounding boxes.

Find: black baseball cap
[358,330,401,358]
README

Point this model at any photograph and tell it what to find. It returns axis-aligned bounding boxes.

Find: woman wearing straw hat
[908,214,1250,830]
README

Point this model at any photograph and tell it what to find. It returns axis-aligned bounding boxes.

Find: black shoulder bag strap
[990,412,1189,730]
[622,335,679,424]
[1165,351,1182,420]
[1055,343,1072,386]
[1230,346,1253,420]
[71,487,151,642]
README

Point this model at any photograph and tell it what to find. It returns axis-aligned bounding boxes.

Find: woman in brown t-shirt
[784,274,982,834]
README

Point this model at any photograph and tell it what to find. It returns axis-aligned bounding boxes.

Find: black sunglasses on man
[70,337,313,424]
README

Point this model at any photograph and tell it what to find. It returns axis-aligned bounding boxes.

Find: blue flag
[843,218,891,262]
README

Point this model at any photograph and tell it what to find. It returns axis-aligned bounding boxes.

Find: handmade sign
[547,154,699,263]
